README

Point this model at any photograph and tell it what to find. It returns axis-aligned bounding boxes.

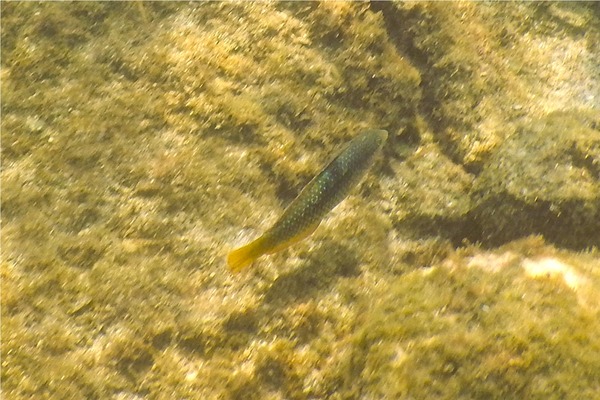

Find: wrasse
[227,129,387,273]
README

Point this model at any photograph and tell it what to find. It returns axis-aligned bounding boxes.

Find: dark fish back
[266,130,387,244]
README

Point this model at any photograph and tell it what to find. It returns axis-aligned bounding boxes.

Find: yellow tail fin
[227,237,267,273]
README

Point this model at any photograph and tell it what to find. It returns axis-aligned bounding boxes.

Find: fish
[227,129,388,272]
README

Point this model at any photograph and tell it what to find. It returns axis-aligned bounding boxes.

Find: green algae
[2,2,599,399]
[1,2,418,398]
[345,240,600,399]
[471,109,600,248]
[380,2,600,172]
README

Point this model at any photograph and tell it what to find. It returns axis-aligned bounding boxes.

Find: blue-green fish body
[228,129,387,272]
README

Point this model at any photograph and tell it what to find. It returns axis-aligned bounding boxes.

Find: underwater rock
[469,110,600,248]
[381,141,473,244]
[2,2,599,399]
[345,241,600,399]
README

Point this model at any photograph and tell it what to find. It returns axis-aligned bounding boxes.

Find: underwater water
[2,2,599,399]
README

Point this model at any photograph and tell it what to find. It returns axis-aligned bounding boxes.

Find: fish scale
[227,129,388,272]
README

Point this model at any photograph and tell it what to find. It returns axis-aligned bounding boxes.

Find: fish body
[227,129,387,272]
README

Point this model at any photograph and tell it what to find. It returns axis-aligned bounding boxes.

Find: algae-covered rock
[470,110,600,248]
[381,140,473,243]
[2,2,599,399]
[376,2,600,172]
[346,239,600,400]
[1,2,420,399]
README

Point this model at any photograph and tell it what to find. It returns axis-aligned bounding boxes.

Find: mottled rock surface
[470,110,600,249]
[2,2,599,399]
[346,239,600,400]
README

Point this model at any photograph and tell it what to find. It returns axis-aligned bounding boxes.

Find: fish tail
[227,237,267,273]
